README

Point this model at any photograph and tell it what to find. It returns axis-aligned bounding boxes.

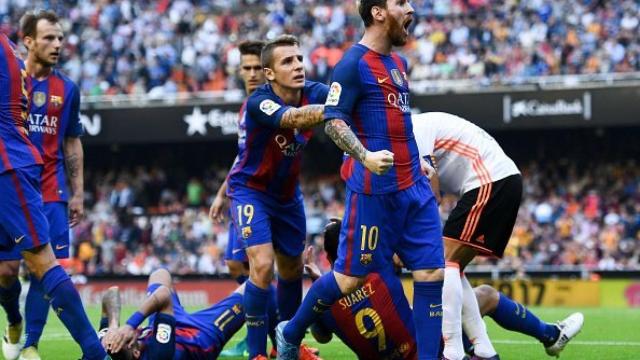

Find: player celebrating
[225,34,328,360]
[412,112,522,360]
[309,219,583,360]
[99,269,257,360]
[209,40,271,357]
[0,25,106,360]
[277,2,445,359]
[0,10,87,360]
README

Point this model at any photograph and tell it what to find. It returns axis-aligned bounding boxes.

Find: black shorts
[443,174,522,258]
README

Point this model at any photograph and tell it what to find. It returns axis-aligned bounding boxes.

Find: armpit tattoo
[280,105,324,129]
[324,119,367,162]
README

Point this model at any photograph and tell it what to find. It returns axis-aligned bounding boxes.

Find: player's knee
[474,284,499,316]
[249,258,274,287]
[149,268,173,288]
[21,244,57,279]
[0,261,20,287]
[412,267,444,282]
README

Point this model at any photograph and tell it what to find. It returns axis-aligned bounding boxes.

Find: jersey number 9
[355,307,386,351]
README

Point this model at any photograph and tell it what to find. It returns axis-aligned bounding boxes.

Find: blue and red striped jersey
[0,34,42,174]
[227,81,328,202]
[318,269,417,360]
[324,44,421,194]
[27,69,82,202]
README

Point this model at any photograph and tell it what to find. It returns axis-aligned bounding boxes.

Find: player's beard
[37,51,58,67]
[387,15,409,47]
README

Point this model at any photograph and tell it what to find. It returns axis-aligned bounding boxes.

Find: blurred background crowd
[4,0,638,276]
[2,0,638,97]
[63,159,640,276]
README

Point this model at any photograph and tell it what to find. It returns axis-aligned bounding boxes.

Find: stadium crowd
[2,0,639,97]
[63,159,640,276]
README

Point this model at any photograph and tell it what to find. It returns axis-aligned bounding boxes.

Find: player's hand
[209,194,227,223]
[101,326,120,352]
[107,324,137,353]
[68,193,84,228]
[303,246,322,281]
[363,150,394,175]
[420,157,436,179]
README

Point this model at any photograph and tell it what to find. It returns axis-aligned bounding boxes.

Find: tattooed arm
[63,137,84,227]
[279,105,324,129]
[102,286,122,329]
[324,119,394,175]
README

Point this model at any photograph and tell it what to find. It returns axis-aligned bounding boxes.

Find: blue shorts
[0,202,69,260]
[0,166,50,258]
[334,177,444,276]
[224,219,247,262]
[146,283,245,352]
[229,189,306,257]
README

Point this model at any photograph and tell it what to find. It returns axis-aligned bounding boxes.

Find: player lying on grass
[306,219,583,359]
[98,269,321,360]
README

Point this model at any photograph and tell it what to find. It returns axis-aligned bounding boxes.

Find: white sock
[443,263,465,360]
[461,274,497,357]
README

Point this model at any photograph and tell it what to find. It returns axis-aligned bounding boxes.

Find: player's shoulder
[303,80,329,100]
[336,44,369,69]
[51,69,80,93]
[248,84,275,101]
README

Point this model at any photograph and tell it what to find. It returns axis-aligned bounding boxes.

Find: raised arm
[324,119,394,175]
[104,285,173,353]
[279,104,325,129]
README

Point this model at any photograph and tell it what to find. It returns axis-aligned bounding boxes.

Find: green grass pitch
[2,307,639,359]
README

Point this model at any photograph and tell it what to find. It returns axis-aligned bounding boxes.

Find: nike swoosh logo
[232,248,244,254]
[430,304,442,308]
[377,77,389,84]
[14,235,25,244]
[55,244,68,250]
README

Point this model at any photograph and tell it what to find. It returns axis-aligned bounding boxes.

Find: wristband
[126,311,146,329]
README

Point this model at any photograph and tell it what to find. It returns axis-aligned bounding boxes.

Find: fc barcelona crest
[360,253,373,266]
[33,91,46,107]
[391,69,404,86]
[50,95,63,108]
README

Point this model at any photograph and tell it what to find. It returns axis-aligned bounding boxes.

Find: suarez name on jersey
[318,269,417,360]
[324,44,422,195]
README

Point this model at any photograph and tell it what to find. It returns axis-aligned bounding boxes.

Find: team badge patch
[360,253,372,266]
[242,226,252,239]
[325,82,342,106]
[33,91,46,107]
[391,69,404,86]
[259,99,281,116]
[156,323,172,344]
[50,95,63,108]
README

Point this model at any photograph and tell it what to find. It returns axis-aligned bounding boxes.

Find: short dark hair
[323,218,341,263]
[261,34,299,68]
[239,40,265,57]
[20,10,60,39]
[359,0,387,27]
